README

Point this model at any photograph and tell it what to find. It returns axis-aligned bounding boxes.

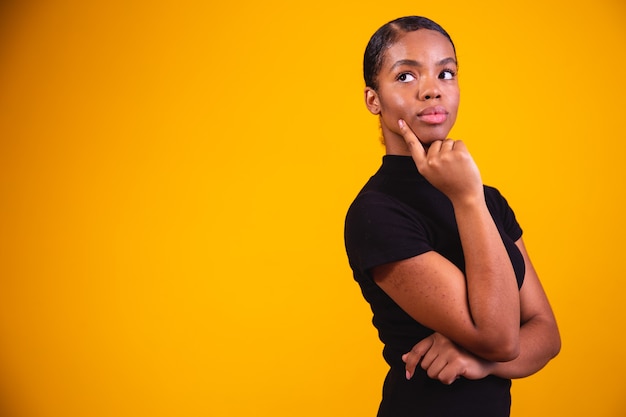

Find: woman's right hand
[397,119,483,204]
[402,332,495,385]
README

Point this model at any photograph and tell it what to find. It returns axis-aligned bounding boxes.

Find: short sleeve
[484,186,523,242]
[344,191,433,280]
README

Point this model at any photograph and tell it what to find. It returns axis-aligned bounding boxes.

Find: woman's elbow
[485,343,520,362]
[478,333,520,362]
[548,327,562,359]
[536,318,561,361]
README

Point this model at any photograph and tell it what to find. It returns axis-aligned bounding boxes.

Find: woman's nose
[419,78,441,100]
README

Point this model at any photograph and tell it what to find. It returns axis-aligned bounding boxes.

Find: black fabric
[344,155,525,417]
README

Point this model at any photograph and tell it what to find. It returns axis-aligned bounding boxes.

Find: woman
[344,16,560,417]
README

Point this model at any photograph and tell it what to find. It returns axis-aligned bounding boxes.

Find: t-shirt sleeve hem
[357,247,433,281]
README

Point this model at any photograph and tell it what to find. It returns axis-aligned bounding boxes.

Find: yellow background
[0,1,624,416]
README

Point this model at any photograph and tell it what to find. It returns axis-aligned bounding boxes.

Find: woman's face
[365,29,460,152]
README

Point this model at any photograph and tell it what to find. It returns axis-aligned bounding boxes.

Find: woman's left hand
[402,333,495,385]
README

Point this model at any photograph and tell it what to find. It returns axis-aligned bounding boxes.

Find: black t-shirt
[344,155,525,417]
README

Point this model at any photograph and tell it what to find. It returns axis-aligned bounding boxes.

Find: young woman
[344,16,560,417]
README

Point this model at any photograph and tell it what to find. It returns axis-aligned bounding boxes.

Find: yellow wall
[0,1,624,416]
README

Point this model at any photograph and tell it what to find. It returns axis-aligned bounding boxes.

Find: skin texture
[364,29,561,383]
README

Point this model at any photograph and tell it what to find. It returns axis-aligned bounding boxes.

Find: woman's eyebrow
[390,59,421,70]
[390,57,457,71]
[438,57,457,67]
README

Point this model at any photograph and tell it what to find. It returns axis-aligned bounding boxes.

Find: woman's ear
[364,87,381,115]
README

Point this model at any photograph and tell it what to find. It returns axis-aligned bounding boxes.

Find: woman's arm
[401,238,560,383]
[490,238,560,377]
[373,121,521,361]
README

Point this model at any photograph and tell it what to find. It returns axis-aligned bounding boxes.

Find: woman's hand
[402,333,495,385]
[397,119,483,205]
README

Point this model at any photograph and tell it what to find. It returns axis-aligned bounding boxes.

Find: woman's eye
[439,70,456,80]
[397,73,416,83]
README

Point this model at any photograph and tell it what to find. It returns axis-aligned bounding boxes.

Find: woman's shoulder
[347,189,414,220]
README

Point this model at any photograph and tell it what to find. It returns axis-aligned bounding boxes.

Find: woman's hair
[363,16,456,90]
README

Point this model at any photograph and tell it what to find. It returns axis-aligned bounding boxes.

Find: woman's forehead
[384,30,455,63]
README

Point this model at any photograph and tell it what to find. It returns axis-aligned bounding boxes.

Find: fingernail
[398,119,405,128]
[406,370,411,380]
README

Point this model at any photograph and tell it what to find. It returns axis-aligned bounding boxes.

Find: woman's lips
[417,106,448,124]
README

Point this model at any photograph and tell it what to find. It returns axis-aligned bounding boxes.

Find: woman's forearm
[452,198,521,361]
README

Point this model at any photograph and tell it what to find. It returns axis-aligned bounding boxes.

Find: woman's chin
[419,135,449,148]
[413,125,452,144]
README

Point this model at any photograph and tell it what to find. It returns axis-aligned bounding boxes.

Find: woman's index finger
[398,119,426,166]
